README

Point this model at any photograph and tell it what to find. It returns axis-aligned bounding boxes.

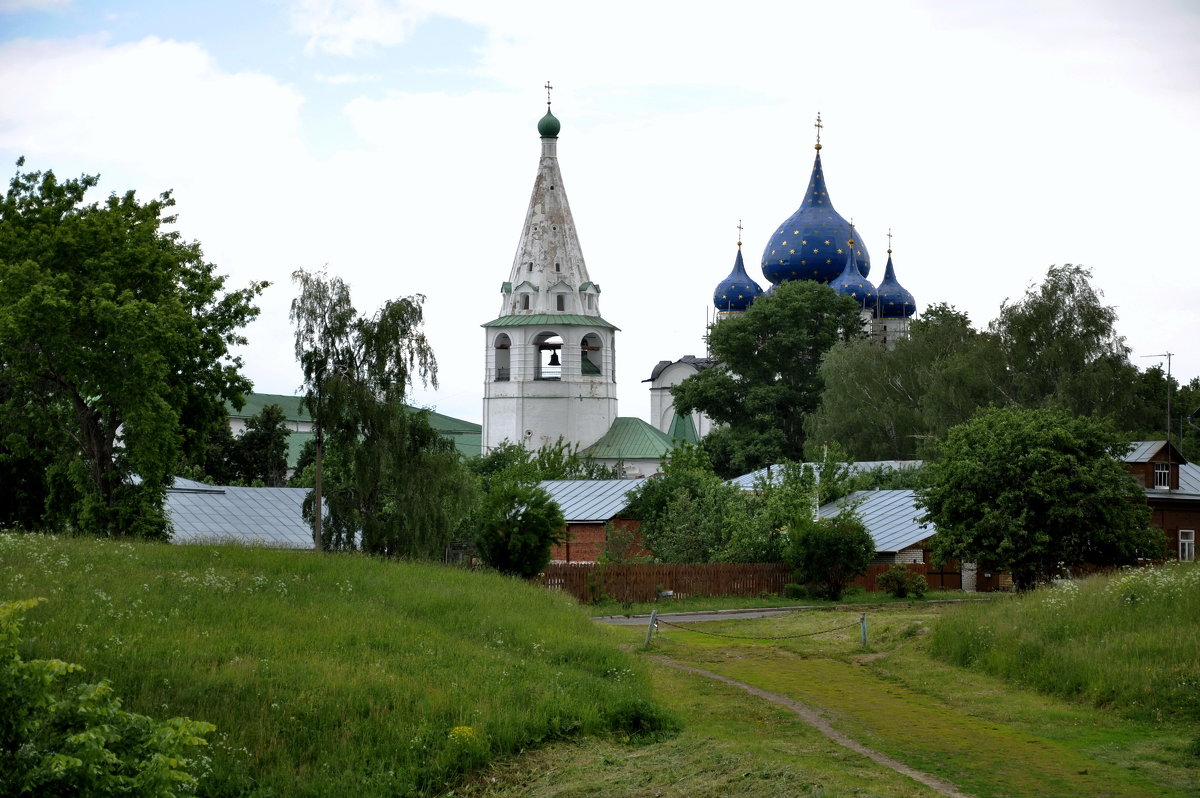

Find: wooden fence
[537,561,958,603]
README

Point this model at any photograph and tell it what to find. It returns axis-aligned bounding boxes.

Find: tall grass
[928,563,1200,723]
[0,533,674,797]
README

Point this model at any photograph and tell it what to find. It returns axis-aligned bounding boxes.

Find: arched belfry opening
[493,333,511,381]
[533,332,563,380]
[581,333,602,377]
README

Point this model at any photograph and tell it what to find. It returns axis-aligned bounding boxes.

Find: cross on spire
[737,219,743,248]
[544,80,553,106]
[814,112,823,149]
[887,227,893,254]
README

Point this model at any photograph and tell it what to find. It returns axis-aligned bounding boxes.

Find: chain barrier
[653,617,861,641]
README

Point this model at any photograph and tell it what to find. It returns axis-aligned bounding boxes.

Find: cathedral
[482,102,917,476]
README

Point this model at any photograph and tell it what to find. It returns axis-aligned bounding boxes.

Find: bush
[0,598,215,798]
[474,481,567,578]
[877,564,928,598]
[786,508,874,601]
[783,583,810,600]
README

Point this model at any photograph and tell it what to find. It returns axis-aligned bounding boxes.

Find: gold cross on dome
[544,81,553,104]
[814,112,823,147]
[737,219,743,247]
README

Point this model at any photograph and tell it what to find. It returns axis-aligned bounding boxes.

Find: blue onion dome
[538,104,560,138]
[828,244,877,313]
[713,242,764,313]
[761,142,870,285]
[875,248,916,318]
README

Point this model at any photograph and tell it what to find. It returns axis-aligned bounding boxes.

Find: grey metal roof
[1179,463,1200,494]
[728,460,923,491]
[818,489,933,553]
[167,478,314,548]
[538,479,645,523]
[1125,441,1169,463]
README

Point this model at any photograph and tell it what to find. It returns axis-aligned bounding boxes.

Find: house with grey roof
[539,478,647,563]
[1124,441,1198,562]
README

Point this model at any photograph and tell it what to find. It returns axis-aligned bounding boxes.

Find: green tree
[229,403,291,487]
[474,481,566,578]
[991,265,1141,421]
[671,280,863,477]
[786,507,875,600]
[468,439,620,490]
[806,304,1005,461]
[290,268,472,557]
[0,162,264,537]
[919,406,1163,590]
[625,444,737,562]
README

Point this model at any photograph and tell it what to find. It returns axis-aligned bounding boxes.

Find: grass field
[5,533,1198,797]
[0,533,673,797]
[469,601,1199,797]
[928,563,1200,723]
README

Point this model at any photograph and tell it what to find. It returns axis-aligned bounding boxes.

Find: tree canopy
[918,406,1162,590]
[806,304,1003,460]
[291,268,472,557]
[0,161,264,536]
[671,279,863,477]
[806,267,1188,462]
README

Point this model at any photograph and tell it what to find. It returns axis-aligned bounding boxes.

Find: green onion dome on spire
[538,105,560,138]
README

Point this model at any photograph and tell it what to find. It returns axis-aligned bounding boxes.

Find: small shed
[539,478,646,563]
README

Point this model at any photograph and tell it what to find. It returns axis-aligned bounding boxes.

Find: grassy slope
[927,564,1200,723]
[0,534,672,797]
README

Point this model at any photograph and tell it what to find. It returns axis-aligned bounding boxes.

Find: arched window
[533,332,563,380]
[493,334,511,381]
[556,294,565,311]
[580,333,602,377]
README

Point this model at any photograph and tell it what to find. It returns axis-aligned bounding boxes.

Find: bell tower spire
[481,92,620,454]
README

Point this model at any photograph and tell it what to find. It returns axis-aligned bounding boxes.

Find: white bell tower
[481,90,619,453]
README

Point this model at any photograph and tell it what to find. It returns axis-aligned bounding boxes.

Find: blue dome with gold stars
[875,250,916,319]
[714,245,763,313]
[761,145,870,286]
[829,248,876,312]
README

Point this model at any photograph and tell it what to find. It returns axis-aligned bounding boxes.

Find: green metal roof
[227,393,482,461]
[481,313,620,330]
[229,392,310,421]
[666,412,700,445]
[582,417,676,461]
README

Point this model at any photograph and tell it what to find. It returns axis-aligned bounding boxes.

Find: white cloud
[0,0,70,12]
[313,71,380,84]
[287,0,429,55]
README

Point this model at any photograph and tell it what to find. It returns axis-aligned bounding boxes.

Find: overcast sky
[3,0,1198,427]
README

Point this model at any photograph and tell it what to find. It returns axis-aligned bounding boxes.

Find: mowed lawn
[464,597,1198,798]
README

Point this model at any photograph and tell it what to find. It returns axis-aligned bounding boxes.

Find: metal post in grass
[860,613,867,648]
[644,609,658,648]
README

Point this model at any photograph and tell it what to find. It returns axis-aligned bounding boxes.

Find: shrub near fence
[539,562,956,603]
